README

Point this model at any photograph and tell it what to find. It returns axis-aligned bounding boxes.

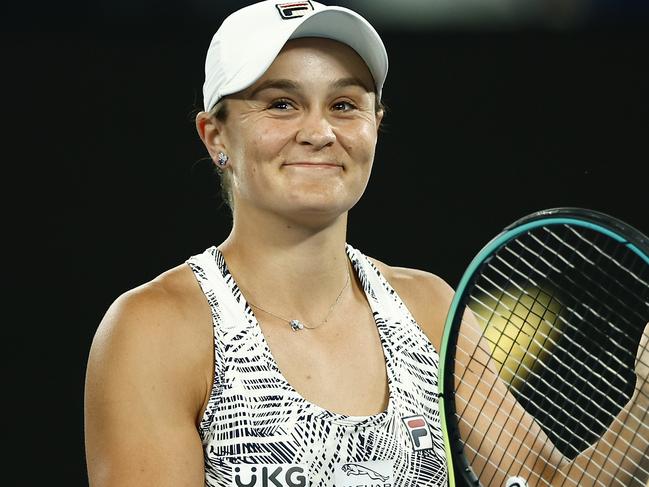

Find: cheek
[339,122,378,162]
[242,124,291,163]
[231,124,293,193]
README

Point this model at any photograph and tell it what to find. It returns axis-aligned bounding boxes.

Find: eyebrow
[248,79,300,99]
[247,77,374,99]
[331,77,374,93]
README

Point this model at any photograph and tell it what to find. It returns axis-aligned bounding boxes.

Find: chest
[259,302,390,416]
[204,301,448,486]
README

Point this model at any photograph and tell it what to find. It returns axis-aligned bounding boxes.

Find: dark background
[4,0,649,485]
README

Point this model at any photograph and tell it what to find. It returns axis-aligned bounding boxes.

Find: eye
[268,98,296,110]
[332,100,357,112]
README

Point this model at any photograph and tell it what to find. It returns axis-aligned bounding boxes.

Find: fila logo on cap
[276,1,314,20]
[402,415,433,452]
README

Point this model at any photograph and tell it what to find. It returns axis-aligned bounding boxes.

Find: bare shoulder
[85,263,212,486]
[366,256,455,351]
[92,263,210,364]
[86,262,213,420]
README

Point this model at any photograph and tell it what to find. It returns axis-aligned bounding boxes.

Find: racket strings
[460,234,585,472]
[494,230,645,395]
[561,225,649,288]
[468,300,648,482]
[508,231,643,428]
[582,400,649,487]
[457,294,569,480]
[457,402,554,483]
[459,433,616,487]
[458,321,626,447]
[455,339,645,484]
[456,315,644,467]
[605,406,649,485]
[471,271,636,429]
[451,222,649,486]
[540,236,649,344]
[469,291,626,408]
[505,232,648,332]
[453,369,554,472]
[518,225,648,320]
[456,399,617,487]
[456,338,647,487]
[458,265,540,461]
[466,281,576,472]
[538,226,649,324]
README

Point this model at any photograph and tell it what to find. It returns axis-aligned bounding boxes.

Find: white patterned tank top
[185,244,447,487]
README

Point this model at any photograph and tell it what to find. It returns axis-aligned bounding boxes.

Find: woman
[85,2,449,485]
[84,2,648,486]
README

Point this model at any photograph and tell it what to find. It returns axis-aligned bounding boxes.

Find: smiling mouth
[283,162,342,169]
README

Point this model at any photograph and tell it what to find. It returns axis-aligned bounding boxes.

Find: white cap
[202,0,389,112]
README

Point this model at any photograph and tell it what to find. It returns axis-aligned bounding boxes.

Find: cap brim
[290,8,388,100]
[214,6,388,107]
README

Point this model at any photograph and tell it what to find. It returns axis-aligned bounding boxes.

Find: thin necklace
[245,269,351,332]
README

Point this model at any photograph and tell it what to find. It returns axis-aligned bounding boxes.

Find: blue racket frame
[438,207,649,487]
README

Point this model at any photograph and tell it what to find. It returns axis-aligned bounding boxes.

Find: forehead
[256,37,376,91]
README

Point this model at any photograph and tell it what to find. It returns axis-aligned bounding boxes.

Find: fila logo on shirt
[402,415,433,451]
[232,464,307,487]
[276,1,314,19]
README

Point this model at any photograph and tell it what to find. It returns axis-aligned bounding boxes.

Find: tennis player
[84,2,648,486]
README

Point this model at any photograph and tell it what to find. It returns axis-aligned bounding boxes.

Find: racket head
[439,207,649,486]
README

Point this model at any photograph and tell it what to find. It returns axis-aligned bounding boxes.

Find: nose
[295,110,336,149]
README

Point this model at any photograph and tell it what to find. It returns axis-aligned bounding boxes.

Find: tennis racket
[439,208,649,487]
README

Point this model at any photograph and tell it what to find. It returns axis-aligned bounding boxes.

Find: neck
[218,205,352,324]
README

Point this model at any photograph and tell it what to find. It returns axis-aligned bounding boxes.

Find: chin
[279,198,353,226]
[290,189,360,210]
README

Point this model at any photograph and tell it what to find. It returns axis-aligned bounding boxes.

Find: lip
[283,162,343,168]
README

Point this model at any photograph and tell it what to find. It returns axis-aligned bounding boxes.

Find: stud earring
[217,152,229,166]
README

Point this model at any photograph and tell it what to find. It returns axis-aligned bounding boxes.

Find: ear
[375,109,384,132]
[196,111,226,163]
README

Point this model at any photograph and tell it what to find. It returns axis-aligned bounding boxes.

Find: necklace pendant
[290,319,304,331]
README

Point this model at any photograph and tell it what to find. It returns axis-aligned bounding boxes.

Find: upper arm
[84,285,210,487]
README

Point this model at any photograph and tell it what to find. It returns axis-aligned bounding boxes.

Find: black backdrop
[4,3,649,485]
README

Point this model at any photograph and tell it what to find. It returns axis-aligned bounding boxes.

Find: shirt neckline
[213,244,396,426]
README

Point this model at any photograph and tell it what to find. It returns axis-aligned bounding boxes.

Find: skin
[84,38,454,487]
[84,38,649,487]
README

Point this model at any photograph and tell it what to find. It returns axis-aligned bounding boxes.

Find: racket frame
[438,207,649,487]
